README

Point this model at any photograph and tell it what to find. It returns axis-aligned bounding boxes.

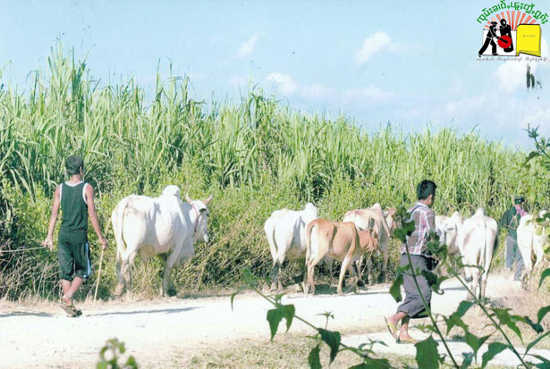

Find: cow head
[162,185,181,198]
[185,193,213,243]
[302,202,319,224]
[444,212,463,254]
[384,207,398,232]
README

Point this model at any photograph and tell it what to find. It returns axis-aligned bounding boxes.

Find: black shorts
[58,230,91,281]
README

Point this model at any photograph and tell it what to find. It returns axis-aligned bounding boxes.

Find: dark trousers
[397,254,432,319]
[505,235,524,280]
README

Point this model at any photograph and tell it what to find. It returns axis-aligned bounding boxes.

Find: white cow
[516,210,549,286]
[435,212,463,255]
[459,208,498,299]
[112,185,212,296]
[264,203,319,290]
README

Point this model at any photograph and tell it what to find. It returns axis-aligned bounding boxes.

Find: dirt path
[0,275,544,368]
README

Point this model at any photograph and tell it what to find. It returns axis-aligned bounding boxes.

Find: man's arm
[42,186,61,251]
[85,184,108,250]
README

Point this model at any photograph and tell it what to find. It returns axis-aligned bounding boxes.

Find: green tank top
[60,181,88,233]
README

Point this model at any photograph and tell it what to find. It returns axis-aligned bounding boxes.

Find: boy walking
[42,155,107,316]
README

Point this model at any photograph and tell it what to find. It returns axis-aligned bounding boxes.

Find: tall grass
[1,43,549,300]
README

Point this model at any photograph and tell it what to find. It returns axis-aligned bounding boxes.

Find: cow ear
[185,193,192,203]
[204,195,213,205]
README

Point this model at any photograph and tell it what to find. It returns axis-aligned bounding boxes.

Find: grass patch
[137,334,512,369]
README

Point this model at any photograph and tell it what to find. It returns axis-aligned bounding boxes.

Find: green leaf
[465,331,491,358]
[266,308,283,341]
[539,268,550,289]
[415,336,439,369]
[421,269,448,294]
[308,345,322,369]
[530,354,550,368]
[96,363,107,369]
[389,272,404,303]
[266,304,295,340]
[350,358,392,369]
[281,304,295,331]
[537,305,550,325]
[492,308,523,341]
[481,342,508,368]
[318,328,341,363]
[445,300,474,335]
[526,331,550,357]
[460,352,474,369]
[126,356,138,369]
[520,315,544,334]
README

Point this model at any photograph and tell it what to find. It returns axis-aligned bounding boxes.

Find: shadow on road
[87,306,201,317]
[0,311,54,318]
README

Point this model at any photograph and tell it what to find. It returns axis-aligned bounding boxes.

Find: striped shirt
[401,202,436,256]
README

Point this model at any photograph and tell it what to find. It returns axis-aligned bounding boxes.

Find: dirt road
[0,275,545,368]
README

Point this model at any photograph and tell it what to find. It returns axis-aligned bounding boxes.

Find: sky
[1,0,550,150]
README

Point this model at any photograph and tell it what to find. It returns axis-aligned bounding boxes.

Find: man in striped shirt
[385,179,437,344]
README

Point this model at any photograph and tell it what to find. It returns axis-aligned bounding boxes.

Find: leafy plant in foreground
[97,338,138,369]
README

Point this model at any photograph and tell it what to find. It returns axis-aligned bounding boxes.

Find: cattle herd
[110,185,548,298]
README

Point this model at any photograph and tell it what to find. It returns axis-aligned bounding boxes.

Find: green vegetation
[1,43,550,300]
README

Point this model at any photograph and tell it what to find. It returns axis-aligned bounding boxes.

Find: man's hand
[42,237,54,251]
[99,237,108,250]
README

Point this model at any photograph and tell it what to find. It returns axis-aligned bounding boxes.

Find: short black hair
[65,155,84,175]
[417,179,437,200]
[514,195,525,205]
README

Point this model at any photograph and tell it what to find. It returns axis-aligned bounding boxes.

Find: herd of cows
[109,185,548,298]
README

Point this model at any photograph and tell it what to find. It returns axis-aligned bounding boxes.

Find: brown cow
[343,204,396,283]
[305,219,378,295]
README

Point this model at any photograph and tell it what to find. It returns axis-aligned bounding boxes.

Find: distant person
[499,195,527,281]
[385,180,437,344]
[479,21,498,56]
[42,155,107,317]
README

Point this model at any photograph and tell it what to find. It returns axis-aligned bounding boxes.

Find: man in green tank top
[42,155,108,317]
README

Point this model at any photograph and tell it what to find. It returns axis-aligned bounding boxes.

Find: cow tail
[305,221,315,266]
[484,220,493,276]
[113,198,130,265]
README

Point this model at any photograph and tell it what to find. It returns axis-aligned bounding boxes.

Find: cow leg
[115,250,137,296]
[306,255,325,296]
[337,254,353,295]
[354,256,364,287]
[114,257,126,296]
[270,263,280,291]
[163,247,183,296]
[325,258,334,287]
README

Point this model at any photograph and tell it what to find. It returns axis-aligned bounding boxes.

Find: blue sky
[2,0,550,149]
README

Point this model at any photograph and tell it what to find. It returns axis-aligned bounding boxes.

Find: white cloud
[343,85,394,103]
[300,83,335,100]
[266,72,298,95]
[264,73,393,106]
[494,38,549,93]
[237,34,260,58]
[356,32,392,65]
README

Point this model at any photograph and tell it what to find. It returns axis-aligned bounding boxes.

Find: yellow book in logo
[516,24,542,57]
